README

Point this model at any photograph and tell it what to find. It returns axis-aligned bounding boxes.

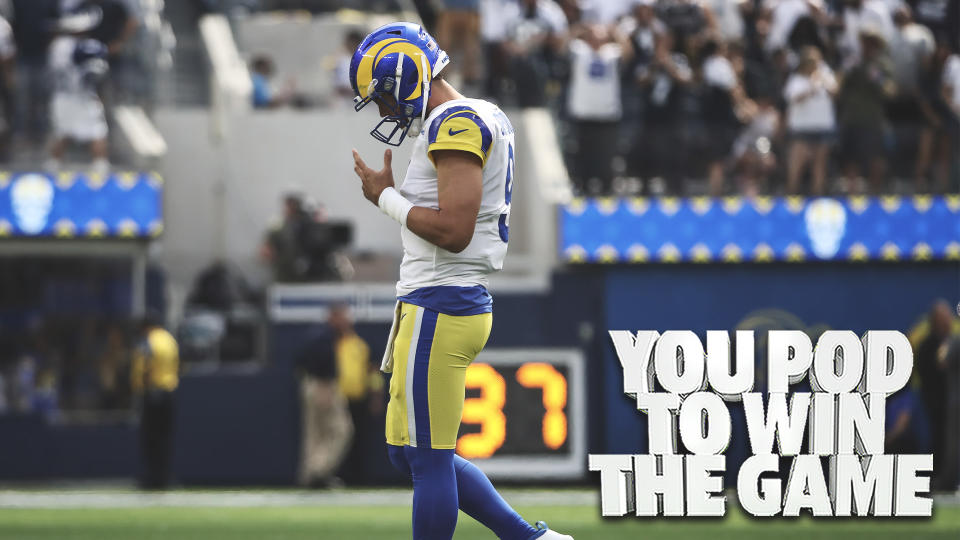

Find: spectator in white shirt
[732,92,779,196]
[705,0,747,43]
[578,0,634,25]
[47,36,110,174]
[840,0,896,69]
[887,5,940,188]
[701,38,754,195]
[502,0,569,107]
[943,48,960,118]
[784,46,838,194]
[932,38,959,192]
[480,0,513,101]
[888,5,935,97]
[566,24,632,195]
[761,0,826,54]
[907,0,959,51]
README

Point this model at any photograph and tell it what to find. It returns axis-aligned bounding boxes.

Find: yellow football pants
[385,302,492,449]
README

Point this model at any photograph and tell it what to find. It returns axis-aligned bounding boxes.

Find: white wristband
[378,187,414,226]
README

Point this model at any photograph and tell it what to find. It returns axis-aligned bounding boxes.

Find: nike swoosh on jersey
[448,128,469,136]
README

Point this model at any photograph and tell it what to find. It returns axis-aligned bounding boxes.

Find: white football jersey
[395,98,515,298]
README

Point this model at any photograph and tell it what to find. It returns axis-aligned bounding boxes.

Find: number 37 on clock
[453,349,587,481]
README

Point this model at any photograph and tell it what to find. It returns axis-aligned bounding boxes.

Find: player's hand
[352,148,395,205]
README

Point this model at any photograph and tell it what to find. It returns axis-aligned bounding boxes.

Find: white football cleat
[533,521,574,540]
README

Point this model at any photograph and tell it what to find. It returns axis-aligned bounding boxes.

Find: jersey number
[498,143,514,243]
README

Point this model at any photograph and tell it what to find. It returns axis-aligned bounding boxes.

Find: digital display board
[560,195,960,263]
[456,349,586,480]
[0,171,163,239]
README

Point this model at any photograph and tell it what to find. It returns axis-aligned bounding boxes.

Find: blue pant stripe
[413,308,439,448]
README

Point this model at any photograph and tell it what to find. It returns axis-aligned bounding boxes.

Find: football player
[350,22,573,540]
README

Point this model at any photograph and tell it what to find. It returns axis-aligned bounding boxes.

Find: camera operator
[261,193,352,282]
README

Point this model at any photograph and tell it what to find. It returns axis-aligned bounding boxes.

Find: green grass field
[0,490,957,540]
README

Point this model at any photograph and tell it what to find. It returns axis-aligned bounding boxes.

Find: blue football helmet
[349,22,450,146]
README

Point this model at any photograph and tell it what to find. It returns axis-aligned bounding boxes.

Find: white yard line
[0,489,957,510]
[0,489,598,509]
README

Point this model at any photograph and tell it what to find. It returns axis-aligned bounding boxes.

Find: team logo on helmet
[355,38,432,102]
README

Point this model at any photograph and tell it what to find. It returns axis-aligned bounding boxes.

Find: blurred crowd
[0,256,174,420]
[207,0,960,196]
[0,0,170,171]
[0,309,184,489]
[0,315,161,417]
[0,258,132,416]
[420,0,960,196]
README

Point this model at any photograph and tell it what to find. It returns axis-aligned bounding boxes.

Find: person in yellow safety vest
[130,312,179,490]
[328,303,384,485]
[297,303,351,488]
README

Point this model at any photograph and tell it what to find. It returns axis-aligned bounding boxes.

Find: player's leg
[385,303,460,539]
[411,445,460,539]
[428,311,547,540]
[387,444,461,540]
[390,443,544,540]
[455,456,574,539]
[386,305,571,539]
[454,454,542,539]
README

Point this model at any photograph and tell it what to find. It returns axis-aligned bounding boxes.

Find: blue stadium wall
[0,262,955,484]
